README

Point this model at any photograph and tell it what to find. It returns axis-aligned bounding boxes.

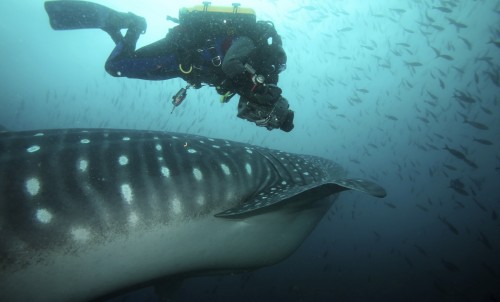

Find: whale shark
[0,128,386,301]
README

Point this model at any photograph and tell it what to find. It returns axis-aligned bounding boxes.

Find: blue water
[1,0,499,301]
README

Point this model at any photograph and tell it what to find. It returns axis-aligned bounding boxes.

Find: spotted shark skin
[0,128,386,301]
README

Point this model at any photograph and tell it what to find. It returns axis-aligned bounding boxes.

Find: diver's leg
[104,13,155,78]
[105,35,180,80]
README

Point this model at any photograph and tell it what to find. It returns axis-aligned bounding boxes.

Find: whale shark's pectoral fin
[215,178,386,219]
[330,178,387,198]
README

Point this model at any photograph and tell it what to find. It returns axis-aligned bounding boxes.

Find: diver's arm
[222,37,256,80]
[222,36,294,132]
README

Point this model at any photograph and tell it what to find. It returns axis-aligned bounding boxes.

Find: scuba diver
[44,1,295,132]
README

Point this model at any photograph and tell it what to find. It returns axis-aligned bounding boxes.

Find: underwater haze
[1,0,500,301]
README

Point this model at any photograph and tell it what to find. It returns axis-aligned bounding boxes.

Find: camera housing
[237,96,294,132]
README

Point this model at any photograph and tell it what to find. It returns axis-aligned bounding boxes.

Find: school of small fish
[1,0,499,301]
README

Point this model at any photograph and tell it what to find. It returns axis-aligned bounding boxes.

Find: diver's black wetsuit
[104,20,294,132]
[105,28,179,80]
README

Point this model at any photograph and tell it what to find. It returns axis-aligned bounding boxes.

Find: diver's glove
[252,84,283,105]
[237,96,295,132]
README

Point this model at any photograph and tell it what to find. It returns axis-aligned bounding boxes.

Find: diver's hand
[253,84,282,105]
[279,105,294,132]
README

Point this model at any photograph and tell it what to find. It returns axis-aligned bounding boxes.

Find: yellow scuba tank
[180,2,256,15]
[178,2,256,35]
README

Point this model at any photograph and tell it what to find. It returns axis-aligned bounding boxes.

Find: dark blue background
[1,0,499,301]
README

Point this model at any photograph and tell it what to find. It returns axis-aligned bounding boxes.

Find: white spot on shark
[212,145,221,149]
[161,166,170,178]
[26,178,40,196]
[245,163,252,175]
[282,181,287,185]
[128,212,139,226]
[36,208,52,224]
[156,144,162,151]
[303,172,310,176]
[246,149,253,154]
[196,196,205,206]
[27,145,40,153]
[80,139,90,144]
[123,137,130,141]
[34,133,44,137]
[121,184,133,204]
[78,159,88,172]
[187,148,197,154]
[119,155,128,166]
[172,198,182,214]
[221,164,231,175]
[193,168,203,181]
[71,227,91,242]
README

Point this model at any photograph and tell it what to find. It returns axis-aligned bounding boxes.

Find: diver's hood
[251,44,287,77]
[263,44,287,67]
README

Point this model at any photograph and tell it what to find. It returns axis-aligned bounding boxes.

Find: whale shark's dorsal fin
[215,178,386,219]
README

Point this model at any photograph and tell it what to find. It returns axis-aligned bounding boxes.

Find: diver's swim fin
[44,1,118,30]
[44,1,147,44]
[44,1,146,33]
